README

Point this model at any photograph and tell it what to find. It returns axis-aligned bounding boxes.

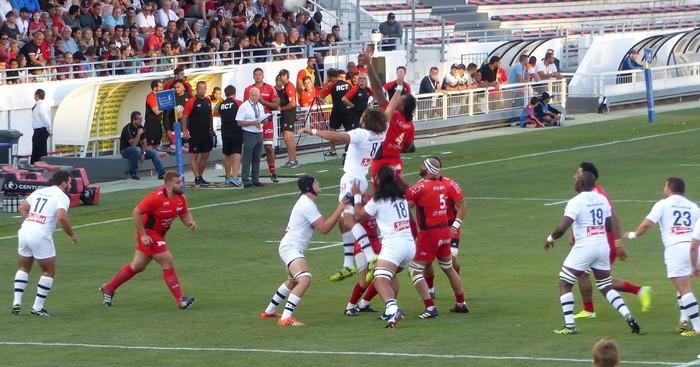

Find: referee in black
[182,81,214,186]
[219,85,243,187]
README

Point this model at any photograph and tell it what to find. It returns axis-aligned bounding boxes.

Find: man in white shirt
[31,89,52,164]
[135,3,156,36]
[259,175,346,327]
[545,171,640,335]
[156,0,178,27]
[626,177,700,336]
[12,170,77,317]
[235,87,266,188]
[17,7,30,40]
[535,53,562,80]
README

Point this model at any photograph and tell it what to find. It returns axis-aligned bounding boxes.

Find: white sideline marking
[316,170,329,173]
[544,200,568,206]
[0,341,681,365]
[1,128,696,242]
[677,164,700,167]
[676,359,700,367]
[264,240,341,251]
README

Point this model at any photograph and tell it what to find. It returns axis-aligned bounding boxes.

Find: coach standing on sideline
[219,85,243,187]
[236,87,265,188]
[31,89,51,164]
[182,81,214,186]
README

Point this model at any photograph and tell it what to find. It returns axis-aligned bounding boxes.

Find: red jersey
[593,184,616,247]
[164,79,193,94]
[406,178,451,230]
[442,177,464,224]
[299,89,317,107]
[137,187,189,236]
[383,80,412,98]
[377,111,414,160]
[244,83,276,113]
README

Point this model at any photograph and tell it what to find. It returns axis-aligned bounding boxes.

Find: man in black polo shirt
[144,80,164,147]
[120,111,166,180]
[478,56,501,87]
[319,68,352,157]
[21,31,47,70]
[219,85,243,187]
[182,81,214,186]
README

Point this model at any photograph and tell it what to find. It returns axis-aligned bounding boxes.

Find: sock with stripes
[351,224,374,260]
[385,298,398,315]
[360,282,378,306]
[678,292,690,323]
[681,293,700,331]
[32,276,53,311]
[560,292,575,328]
[12,270,29,306]
[605,289,631,319]
[281,293,301,319]
[348,283,366,307]
[162,268,183,303]
[621,281,641,295]
[341,232,355,268]
[105,264,136,295]
[265,283,292,314]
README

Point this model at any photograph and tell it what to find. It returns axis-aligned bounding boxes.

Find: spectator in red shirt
[383,66,412,99]
[143,24,164,54]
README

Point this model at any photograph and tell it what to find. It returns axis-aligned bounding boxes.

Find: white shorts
[378,236,415,269]
[665,242,698,278]
[279,242,305,267]
[563,242,610,272]
[18,230,56,260]
[338,174,368,202]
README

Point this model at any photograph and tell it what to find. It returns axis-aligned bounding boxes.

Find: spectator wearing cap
[378,12,401,51]
[509,54,528,84]
[80,1,103,31]
[442,63,460,91]
[478,55,501,87]
[156,0,179,27]
[63,5,81,29]
[419,66,440,94]
[535,53,562,80]
[384,66,411,98]
[305,11,322,35]
[621,49,643,71]
[534,92,561,126]
[135,3,156,36]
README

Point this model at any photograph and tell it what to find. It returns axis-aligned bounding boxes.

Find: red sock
[621,282,641,295]
[105,264,136,294]
[583,301,595,313]
[423,298,435,308]
[268,163,276,175]
[456,293,465,304]
[425,273,435,289]
[162,268,183,303]
[362,282,378,302]
[349,283,366,305]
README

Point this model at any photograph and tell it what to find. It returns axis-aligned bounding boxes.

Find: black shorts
[281,110,296,133]
[144,121,162,146]
[329,111,354,131]
[222,134,243,155]
[189,132,213,154]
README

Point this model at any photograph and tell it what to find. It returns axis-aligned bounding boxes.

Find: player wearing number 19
[545,171,640,335]
[624,177,700,337]
[12,170,78,317]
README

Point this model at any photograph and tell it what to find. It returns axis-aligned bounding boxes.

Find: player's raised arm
[360,46,388,108]
[383,84,403,121]
[299,128,351,144]
[312,201,347,234]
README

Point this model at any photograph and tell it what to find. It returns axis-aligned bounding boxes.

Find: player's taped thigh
[374,267,394,280]
[291,271,312,282]
[438,258,453,270]
[595,276,612,290]
[559,267,578,285]
[408,261,426,285]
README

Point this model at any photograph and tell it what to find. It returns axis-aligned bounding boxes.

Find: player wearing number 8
[624,177,700,336]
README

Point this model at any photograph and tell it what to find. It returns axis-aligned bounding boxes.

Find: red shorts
[370,158,403,188]
[263,120,274,143]
[413,227,452,263]
[135,231,169,256]
[353,238,382,255]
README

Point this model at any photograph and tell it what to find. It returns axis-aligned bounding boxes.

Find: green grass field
[2,110,700,366]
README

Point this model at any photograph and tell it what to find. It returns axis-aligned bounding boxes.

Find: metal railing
[568,62,700,97]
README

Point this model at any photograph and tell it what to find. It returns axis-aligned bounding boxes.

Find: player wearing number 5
[624,177,700,336]
[12,170,78,317]
[405,157,468,319]
[545,171,640,335]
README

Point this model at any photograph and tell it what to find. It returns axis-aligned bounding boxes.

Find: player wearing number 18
[11,170,77,317]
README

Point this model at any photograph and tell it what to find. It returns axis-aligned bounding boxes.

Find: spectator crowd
[0,0,348,83]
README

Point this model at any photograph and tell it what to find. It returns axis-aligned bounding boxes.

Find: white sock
[351,223,375,260]
[264,283,292,314]
[385,298,398,315]
[678,292,689,323]
[12,270,29,306]
[681,293,700,331]
[358,299,370,308]
[346,302,356,310]
[560,292,575,328]
[605,289,631,319]
[429,287,435,294]
[341,231,354,268]
[281,293,301,320]
[32,276,53,311]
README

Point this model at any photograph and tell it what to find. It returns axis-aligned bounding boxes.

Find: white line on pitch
[1,128,695,242]
[264,240,337,244]
[676,359,700,367]
[677,164,700,167]
[316,170,329,173]
[544,200,568,206]
[0,341,681,365]
[307,243,342,251]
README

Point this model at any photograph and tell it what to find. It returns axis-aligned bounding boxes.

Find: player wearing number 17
[545,171,640,335]
[623,177,700,336]
[11,170,78,317]
[99,171,197,310]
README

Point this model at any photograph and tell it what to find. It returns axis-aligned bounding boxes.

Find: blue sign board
[156,89,176,111]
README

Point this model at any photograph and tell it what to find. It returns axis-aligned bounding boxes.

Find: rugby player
[99,171,196,310]
[545,171,640,335]
[12,170,77,317]
[625,177,700,336]
[244,68,281,183]
[259,176,346,327]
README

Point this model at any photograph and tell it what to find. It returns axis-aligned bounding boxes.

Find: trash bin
[0,129,23,164]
